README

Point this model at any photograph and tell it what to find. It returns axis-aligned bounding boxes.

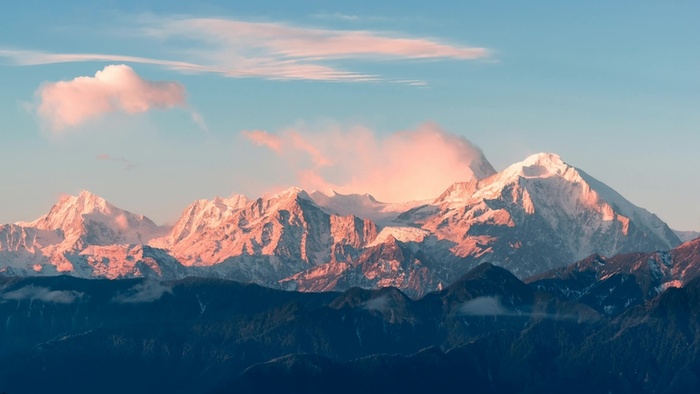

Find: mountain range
[1,152,694,297]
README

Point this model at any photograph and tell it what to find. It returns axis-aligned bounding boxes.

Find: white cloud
[111,280,172,303]
[1,285,83,304]
[459,296,511,316]
[362,295,391,311]
[311,12,362,22]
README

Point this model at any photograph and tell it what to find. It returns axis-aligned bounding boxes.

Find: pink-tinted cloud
[241,130,283,153]
[1,16,490,84]
[242,123,497,202]
[0,49,373,83]
[36,64,187,132]
[163,17,489,60]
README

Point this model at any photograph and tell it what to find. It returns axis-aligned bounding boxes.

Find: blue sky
[0,1,698,230]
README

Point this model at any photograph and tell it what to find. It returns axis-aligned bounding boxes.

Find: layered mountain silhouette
[1,258,699,393]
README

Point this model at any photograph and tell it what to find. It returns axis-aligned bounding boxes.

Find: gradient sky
[1,1,698,230]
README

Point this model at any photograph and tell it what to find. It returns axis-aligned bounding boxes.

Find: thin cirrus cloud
[36,64,193,133]
[0,16,489,83]
[96,153,137,171]
[311,12,363,22]
[241,122,497,202]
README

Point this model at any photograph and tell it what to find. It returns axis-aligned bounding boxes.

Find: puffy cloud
[242,122,496,202]
[1,285,83,304]
[36,64,188,132]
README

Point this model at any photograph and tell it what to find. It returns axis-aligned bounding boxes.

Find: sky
[0,0,698,230]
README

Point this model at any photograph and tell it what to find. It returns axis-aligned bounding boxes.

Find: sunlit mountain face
[0,153,682,298]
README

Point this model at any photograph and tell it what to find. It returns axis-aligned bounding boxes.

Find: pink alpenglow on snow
[36,64,187,132]
[242,122,497,203]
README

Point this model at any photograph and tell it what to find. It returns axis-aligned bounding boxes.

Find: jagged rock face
[65,244,188,280]
[528,237,700,315]
[19,190,167,251]
[280,236,436,298]
[0,224,61,253]
[396,153,680,279]
[164,195,249,245]
[0,191,174,278]
[0,153,688,297]
[290,153,682,296]
[147,188,378,284]
[308,190,427,225]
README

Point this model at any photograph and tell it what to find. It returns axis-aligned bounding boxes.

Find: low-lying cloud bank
[111,280,172,303]
[1,285,83,304]
[458,296,581,320]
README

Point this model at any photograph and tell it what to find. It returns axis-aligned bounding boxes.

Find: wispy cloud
[362,295,392,311]
[311,12,362,22]
[310,12,388,23]
[241,122,496,202]
[0,49,202,70]
[35,64,200,132]
[457,296,581,320]
[96,153,137,171]
[1,285,83,304]
[0,16,490,84]
[241,130,283,153]
[391,79,429,87]
[150,16,488,61]
[459,296,511,316]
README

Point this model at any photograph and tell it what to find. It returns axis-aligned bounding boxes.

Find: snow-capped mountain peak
[266,186,311,201]
[430,153,581,209]
[403,152,681,279]
[516,152,568,176]
[155,194,250,246]
[17,191,166,251]
[484,152,579,189]
[19,190,113,229]
[212,194,249,210]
